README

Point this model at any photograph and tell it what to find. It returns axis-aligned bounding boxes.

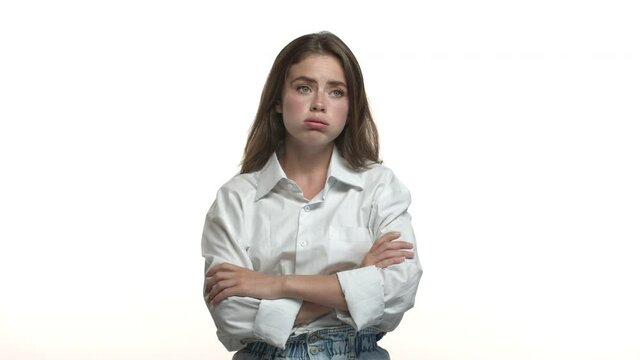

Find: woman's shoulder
[204,171,260,214]
[359,162,403,182]
[215,171,260,199]
[358,162,411,194]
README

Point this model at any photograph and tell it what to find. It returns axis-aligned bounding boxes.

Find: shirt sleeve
[336,170,423,331]
[202,185,302,351]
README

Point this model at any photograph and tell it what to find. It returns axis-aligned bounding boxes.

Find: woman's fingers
[210,286,233,304]
[376,251,414,267]
[204,278,214,295]
[205,263,242,302]
[371,234,415,268]
[391,250,414,259]
[373,241,414,261]
[373,234,413,253]
[207,279,237,304]
[205,263,242,284]
[373,249,414,261]
[371,232,402,249]
[375,257,405,268]
[380,240,414,251]
[204,267,234,295]
[362,232,416,267]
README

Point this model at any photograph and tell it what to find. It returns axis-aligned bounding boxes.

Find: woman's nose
[310,96,326,113]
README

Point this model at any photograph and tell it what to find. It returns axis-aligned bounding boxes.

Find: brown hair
[240,31,380,174]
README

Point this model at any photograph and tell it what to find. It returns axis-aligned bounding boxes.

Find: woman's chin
[286,133,337,149]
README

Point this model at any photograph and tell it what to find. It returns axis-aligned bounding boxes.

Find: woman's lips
[304,119,328,129]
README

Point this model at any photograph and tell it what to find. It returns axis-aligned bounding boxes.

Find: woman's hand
[361,231,414,268]
[205,263,283,304]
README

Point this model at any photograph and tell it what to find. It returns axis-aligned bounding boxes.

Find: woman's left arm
[334,169,423,332]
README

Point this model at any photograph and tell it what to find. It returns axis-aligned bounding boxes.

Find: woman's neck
[278,141,334,199]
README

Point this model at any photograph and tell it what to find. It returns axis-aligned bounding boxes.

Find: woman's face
[277,54,349,150]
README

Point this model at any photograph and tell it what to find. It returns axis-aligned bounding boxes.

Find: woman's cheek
[334,101,349,125]
[283,96,308,118]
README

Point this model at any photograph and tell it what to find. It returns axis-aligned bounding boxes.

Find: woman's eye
[330,89,345,97]
[297,85,311,94]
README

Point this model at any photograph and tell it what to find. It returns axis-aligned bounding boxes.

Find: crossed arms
[202,174,422,350]
[204,231,414,325]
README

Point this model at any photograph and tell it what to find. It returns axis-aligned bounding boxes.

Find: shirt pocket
[327,225,373,273]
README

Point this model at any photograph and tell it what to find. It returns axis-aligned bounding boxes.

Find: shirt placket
[293,202,315,275]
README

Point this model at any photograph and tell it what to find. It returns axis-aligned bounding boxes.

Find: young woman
[202,31,422,359]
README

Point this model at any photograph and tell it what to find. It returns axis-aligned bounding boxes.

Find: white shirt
[201,147,422,351]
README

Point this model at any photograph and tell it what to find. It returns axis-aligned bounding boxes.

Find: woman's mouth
[304,118,329,130]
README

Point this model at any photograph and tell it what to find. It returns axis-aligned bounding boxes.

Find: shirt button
[303,205,311,212]
[299,240,307,247]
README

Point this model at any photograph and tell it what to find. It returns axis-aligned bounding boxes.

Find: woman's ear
[275,100,282,114]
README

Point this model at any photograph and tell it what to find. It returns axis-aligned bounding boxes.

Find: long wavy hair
[240,31,380,174]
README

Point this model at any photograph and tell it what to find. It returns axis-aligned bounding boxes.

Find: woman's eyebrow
[290,76,347,88]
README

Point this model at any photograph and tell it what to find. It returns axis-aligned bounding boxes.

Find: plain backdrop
[1,1,639,359]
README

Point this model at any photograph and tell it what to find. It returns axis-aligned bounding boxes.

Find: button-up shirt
[201,147,422,351]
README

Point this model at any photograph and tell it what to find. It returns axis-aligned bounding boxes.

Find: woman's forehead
[286,54,346,83]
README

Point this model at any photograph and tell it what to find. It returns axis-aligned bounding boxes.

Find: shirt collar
[255,151,288,201]
[255,146,364,201]
[326,146,364,191]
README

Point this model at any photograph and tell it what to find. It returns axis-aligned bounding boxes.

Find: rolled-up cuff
[253,298,303,349]
[336,265,384,330]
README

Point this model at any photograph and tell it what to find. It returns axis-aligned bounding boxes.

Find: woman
[202,31,422,359]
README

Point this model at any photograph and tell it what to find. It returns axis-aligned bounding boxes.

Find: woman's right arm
[201,185,302,351]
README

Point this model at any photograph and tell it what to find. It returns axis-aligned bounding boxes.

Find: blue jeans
[232,326,390,360]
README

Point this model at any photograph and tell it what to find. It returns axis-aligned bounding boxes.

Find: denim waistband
[242,326,385,359]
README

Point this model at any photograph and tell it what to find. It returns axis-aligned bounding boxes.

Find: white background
[1,1,639,359]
